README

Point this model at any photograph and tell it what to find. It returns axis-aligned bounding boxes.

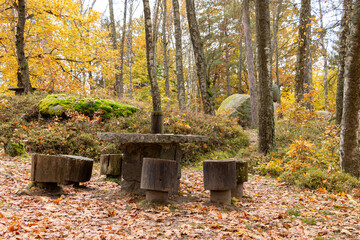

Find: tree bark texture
[336,0,352,124]
[255,0,274,155]
[127,0,134,99]
[238,32,243,93]
[243,0,258,127]
[152,0,161,71]
[172,0,186,110]
[340,0,360,178]
[119,0,128,98]
[225,22,231,97]
[185,0,215,115]
[109,0,121,96]
[15,0,33,93]
[295,0,312,102]
[143,0,162,113]
[270,0,282,106]
[318,0,328,110]
[162,0,170,108]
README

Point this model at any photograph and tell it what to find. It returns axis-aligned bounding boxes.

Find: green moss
[38,94,139,120]
[5,142,26,157]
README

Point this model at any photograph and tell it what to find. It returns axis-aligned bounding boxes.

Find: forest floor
[0,154,360,239]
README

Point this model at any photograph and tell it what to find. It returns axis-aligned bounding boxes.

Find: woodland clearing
[0,154,359,239]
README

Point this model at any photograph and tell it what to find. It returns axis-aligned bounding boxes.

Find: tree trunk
[340,0,360,178]
[109,0,121,96]
[185,0,215,115]
[15,0,33,94]
[172,0,186,110]
[163,0,170,108]
[238,32,243,94]
[336,0,352,125]
[119,0,128,98]
[152,0,161,72]
[143,0,162,115]
[255,0,274,155]
[318,0,328,110]
[243,0,257,127]
[225,22,231,97]
[127,0,134,99]
[270,0,282,104]
[295,0,312,103]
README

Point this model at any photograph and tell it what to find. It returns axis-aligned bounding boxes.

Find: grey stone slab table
[97,132,208,194]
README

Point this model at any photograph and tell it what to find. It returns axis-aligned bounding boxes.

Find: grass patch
[300,217,317,225]
[287,208,301,217]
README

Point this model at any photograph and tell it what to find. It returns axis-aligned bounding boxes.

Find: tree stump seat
[231,160,248,199]
[31,154,93,188]
[140,158,178,202]
[100,154,122,178]
[203,160,236,205]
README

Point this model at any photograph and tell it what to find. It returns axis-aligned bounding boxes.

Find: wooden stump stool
[140,158,177,203]
[231,160,248,199]
[31,154,93,189]
[100,154,122,178]
[203,160,236,205]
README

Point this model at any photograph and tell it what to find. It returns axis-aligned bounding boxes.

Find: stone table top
[97,132,208,144]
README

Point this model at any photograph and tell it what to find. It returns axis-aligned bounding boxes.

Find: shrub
[1,93,249,163]
[280,167,360,193]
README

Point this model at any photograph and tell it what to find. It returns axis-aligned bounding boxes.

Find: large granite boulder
[218,85,280,127]
[218,94,251,127]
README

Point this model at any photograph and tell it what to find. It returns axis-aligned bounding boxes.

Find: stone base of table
[97,132,208,195]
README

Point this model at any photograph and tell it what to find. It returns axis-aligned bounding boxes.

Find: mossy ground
[0,92,249,163]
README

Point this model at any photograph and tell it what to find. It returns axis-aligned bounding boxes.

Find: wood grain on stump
[100,154,122,177]
[31,154,93,187]
[203,160,236,204]
[231,160,248,199]
[140,158,177,202]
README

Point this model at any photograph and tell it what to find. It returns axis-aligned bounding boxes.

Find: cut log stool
[100,154,122,178]
[203,160,236,205]
[231,160,248,199]
[31,154,93,189]
[140,158,177,203]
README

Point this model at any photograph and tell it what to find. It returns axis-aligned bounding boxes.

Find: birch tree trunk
[172,0,186,110]
[119,0,128,98]
[336,0,352,124]
[143,0,162,114]
[15,0,33,93]
[243,0,257,127]
[185,0,215,115]
[255,0,274,154]
[340,0,360,178]
[295,0,312,103]
[162,0,170,108]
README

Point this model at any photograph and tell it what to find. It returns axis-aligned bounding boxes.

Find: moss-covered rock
[38,94,139,120]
